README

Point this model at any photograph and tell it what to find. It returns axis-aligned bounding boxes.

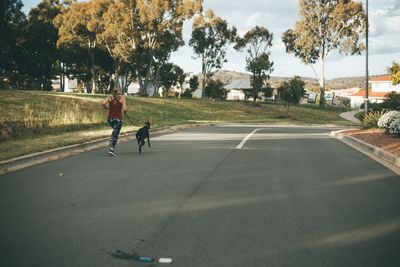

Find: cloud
[172,0,399,78]
[370,36,400,55]
[245,12,263,29]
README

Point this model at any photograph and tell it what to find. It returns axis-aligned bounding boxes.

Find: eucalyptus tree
[54,0,110,93]
[99,0,201,95]
[189,9,237,96]
[282,0,365,106]
[235,26,273,103]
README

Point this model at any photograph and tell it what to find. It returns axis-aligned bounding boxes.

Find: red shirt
[108,97,123,119]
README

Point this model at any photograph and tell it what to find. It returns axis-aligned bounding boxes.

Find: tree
[278,76,305,116]
[99,0,201,95]
[54,0,110,93]
[189,9,236,96]
[159,63,185,97]
[235,26,274,103]
[388,62,400,85]
[282,0,365,106]
[21,0,63,90]
[204,79,226,99]
[189,75,199,91]
[0,0,26,89]
[262,83,274,99]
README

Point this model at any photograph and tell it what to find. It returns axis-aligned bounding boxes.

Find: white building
[127,81,156,96]
[349,75,400,109]
[51,76,78,92]
[224,79,251,100]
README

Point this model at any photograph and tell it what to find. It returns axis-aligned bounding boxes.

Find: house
[127,81,156,96]
[51,76,79,93]
[224,79,252,100]
[224,79,279,101]
[349,75,400,108]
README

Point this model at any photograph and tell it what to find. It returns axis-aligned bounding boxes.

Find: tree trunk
[253,71,257,103]
[90,49,97,94]
[153,65,161,97]
[60,62,64,92]
[142,57,154,97]
[107,73,114,94]
[201,54,206,97]
[138,75,144,94]
[319,55,325,106]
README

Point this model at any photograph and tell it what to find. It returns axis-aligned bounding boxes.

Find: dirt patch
[341,128,400,156]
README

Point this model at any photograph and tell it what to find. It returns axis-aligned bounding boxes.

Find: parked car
[325,92,335,105]
[308,92,318,103]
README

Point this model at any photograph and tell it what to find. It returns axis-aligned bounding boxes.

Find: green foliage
[204,79,226,99]
[362,93,400,112]
[278,76,306,111]
[235,26,274,102]
[361,111,385,129]
[181,89,193,98]
[159,63,185,97]
[19,0,63,90]
[262,84,274,99]
[387,62,400,85]
[189,9,236,91]
[189,75,199,91]
[0,0,26,89]
[282,0,366,106]
[381,92,400,111]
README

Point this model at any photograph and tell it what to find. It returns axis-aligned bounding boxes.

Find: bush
[360,101,384,112]
[181,89,193,98]
[377,110,400,130]
[380,92,400,111]
[389,117,400,135]
[361,111,385,129]
[204,79,226,99]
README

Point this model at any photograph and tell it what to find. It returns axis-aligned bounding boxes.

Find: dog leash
[124,113,135,125]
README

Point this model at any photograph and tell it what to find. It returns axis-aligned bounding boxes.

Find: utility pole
[364,0,369,113]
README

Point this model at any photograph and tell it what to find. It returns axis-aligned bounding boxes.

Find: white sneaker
[108,148,116,156]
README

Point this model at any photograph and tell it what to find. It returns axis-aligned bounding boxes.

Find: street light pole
[364,0,369,113]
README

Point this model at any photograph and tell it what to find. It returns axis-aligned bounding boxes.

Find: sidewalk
[340,110,361,124]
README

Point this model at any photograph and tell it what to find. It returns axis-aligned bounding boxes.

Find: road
[1,125,399,267]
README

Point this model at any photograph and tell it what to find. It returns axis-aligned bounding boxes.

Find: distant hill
[209,70,319,89]
[205,70,386,90]
[326,75,386,90]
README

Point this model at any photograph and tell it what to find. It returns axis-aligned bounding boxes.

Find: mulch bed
[341,129,400,156]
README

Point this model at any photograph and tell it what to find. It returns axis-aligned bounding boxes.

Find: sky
[22,0,400,79]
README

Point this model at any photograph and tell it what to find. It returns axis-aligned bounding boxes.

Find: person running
[102,87,128,156]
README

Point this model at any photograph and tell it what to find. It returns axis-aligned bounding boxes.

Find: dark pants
[108,118,122,148]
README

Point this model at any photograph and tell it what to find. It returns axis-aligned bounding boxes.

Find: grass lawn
[0,90,356,161]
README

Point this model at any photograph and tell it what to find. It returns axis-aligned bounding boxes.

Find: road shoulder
[331,130,400,175]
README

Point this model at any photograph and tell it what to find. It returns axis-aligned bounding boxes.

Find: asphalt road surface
[1,125,400,267]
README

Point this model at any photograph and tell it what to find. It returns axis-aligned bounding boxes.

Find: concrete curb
[330,130,400,168]
[0,123,205,176]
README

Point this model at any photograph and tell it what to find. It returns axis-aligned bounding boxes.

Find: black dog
[135,121,151,154]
